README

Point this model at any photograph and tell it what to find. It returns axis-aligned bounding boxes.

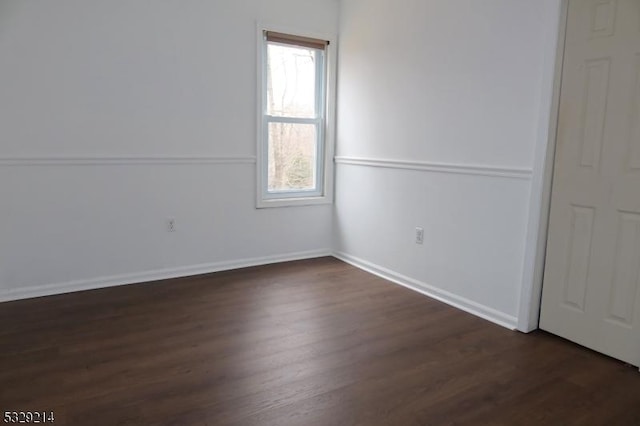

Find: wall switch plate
[415,227,424,244]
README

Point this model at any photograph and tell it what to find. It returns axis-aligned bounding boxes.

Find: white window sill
[257,195,332,209]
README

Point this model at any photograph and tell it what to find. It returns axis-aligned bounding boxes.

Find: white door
[540,0,640,367]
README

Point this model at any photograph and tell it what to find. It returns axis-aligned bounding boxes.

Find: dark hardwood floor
[1,257,639,425]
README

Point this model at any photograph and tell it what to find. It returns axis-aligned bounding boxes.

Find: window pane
[268,122,317,192]
[267,43,317,118]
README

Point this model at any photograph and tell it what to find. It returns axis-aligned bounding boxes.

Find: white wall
[335,0,562,329]
[0,0,564,331]
[0,0,338,300]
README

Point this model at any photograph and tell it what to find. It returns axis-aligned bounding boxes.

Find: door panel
[607,212,640,326]
[540,0,640,367]
[629,54,640,171]
[562,205,595,312]
[579,58,610,169]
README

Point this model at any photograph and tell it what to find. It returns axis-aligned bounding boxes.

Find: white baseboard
[2,249,519,332]
[333,251,518,330]
[0,249,332,303]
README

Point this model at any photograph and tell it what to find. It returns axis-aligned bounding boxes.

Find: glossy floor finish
[1,257,639,425]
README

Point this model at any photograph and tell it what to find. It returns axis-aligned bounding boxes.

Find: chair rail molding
[0,156,257,167]
[334,156,533,180]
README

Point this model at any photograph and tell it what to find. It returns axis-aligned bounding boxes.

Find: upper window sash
[264,42,326,121]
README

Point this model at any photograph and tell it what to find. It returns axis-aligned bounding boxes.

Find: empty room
[1,0,640,424]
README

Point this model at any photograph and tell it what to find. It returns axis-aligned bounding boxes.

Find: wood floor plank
[1,257,639,425]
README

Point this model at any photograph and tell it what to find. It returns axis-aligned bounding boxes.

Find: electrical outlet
[167,218,176,232]
[415,227,424,245]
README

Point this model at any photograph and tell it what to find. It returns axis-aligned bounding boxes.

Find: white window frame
[256,23,336,209]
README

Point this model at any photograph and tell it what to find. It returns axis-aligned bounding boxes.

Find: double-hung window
[257,29,334,207]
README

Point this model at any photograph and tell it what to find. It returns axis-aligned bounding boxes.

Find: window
[257,28,334,207]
